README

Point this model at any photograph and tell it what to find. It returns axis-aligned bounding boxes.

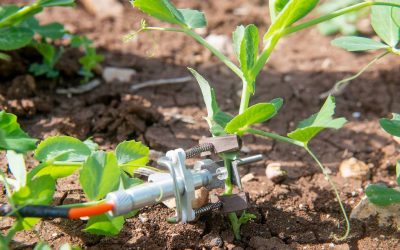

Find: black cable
[0,204,69,218]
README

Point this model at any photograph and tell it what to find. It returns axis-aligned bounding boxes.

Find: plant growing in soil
[0,110,151,248]
[326,0,400,96]
[0,0,103,82]
[130,0,400,240]
[365,113,400,206]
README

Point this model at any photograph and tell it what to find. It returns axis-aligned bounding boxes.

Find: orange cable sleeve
[68,203,114,219]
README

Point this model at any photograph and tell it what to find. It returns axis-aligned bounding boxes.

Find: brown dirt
[1,0,400,249]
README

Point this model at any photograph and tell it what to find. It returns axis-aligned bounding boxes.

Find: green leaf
[188,68,233,136]
[34,242,52,250]
[6,150,26,190]
[379,113,400,137]
[59,243,81,250]
[0,27,33,51]
[233,25,259,93]
[274,0,290,12]
[0,234,7,250]
[225,99,282,135]
[288,96,346,144]
[332,36,389,52]
[38,0,75,7]
[371,0,400,47]
[366,184,400,206]
[392,7,400,27]
[133,0,184,25]
[34,22,65,39]
[32,136,91,179]
[80,151,120,201]
[0,5,19,20]
[178,9,207,28]
[83,138,99,152]
[84,214,124,236]
[238,211,257,225]
[35,136,91,162]
[120,171,143,189]
[265,0,320,39]
[116,140,149,174]
[0,111,37,153]
[12,175,55,205]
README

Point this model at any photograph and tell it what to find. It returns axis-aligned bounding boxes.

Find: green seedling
[366,113,400,206]
[317,0,366,36]
[326,0,400,96]
[0,0,102,82]
[0,110,150,248]
[130,0,400,240]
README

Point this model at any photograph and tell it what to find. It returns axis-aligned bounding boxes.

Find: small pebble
[339,157,370,179]
[352,112,361,118]
[266,162,287,183]
[139,213,148,223]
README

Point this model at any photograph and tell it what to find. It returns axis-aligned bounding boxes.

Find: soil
[1,0,400,249]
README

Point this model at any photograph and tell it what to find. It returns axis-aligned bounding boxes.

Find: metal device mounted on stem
[106,135,263,223]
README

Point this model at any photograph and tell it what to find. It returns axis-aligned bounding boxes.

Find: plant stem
[246,128,304,147]
[221,156,242,240]
[0,3,41,29]
[304,146,350,241]
[144,27,243,79]
[239,79,251,114]
[282,1,400,36]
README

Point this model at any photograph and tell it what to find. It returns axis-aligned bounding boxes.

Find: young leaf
[366,184,400,206]
[331,36,390,52]
[83,214,124,236]
[80,151,120,201]
[133,0,184,25]
[392,7,400,27]
[225,99,283,135]
[371,0,400,48]
[59,243,81,250]
[178,9,207,29]
[265,0,320,39]
[12,175,55,205]
[287,96,346,144]
[274,0,290,12]
[397,160,400,186]
[6,150,26,190]
[35,136,91,162]
[379,113,400,137]
[116,140,149,174]
[233,25,259,93]
[188,68,233,136]
[120,171,143,189]
[0,111,37,153]
[0,5,19,20]
[0,27,33,51]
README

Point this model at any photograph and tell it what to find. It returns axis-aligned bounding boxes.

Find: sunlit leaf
[225,99,283,135]
[178,9,207,28]
[331,36,389,51]
[371,0,400,47]
[35,136,91,162]
[116,140,149,174]
[6,150,26,190]
[12,175,55,205]
[287,96,346,144]
[0,111,37,153]
[80,151,120,201]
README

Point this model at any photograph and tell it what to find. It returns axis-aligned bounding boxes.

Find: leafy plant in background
[366,114,400,206]
[317,0,366,36]
[0,0,103,82]
[325,0,400,97]
[129,0,400,240]
[0,110,150,248]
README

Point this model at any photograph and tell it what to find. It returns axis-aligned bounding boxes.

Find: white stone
[102,67,137,84]
[339,157,370,179]
[81,0,123,19]
[266,162,287,183]
[163,187,209,209]
[241,173,256,183]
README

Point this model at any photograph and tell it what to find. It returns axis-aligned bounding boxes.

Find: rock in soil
[351,197,400,228]
[241,173,256,183]
[202,232,223,248]
[7,75,36,99]
[249,236,291,250]
[102,67,137,83]
[339,157,371,179]
[266,162,287,183]
[162,187,209,209]
[81,0,123,19]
